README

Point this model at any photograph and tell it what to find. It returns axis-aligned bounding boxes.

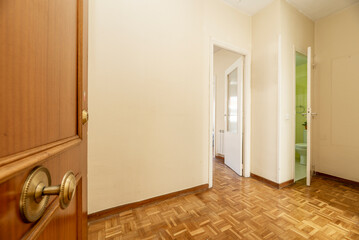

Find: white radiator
[216,130,224,155]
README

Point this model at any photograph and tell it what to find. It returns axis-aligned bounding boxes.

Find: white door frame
[306,46,313,186]
[209,38,251,188]
[212,75,216,159]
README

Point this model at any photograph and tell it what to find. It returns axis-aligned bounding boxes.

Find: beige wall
[313,3,359,182]
[213,49,241,155]
[251,0,280,183]
[278,0,314,183]
[88,0,251,214]
[251,0,314,183]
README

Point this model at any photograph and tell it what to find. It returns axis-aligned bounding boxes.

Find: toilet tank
[303,130,307,143]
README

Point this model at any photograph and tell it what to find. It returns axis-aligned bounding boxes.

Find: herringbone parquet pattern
[88,160,359,240]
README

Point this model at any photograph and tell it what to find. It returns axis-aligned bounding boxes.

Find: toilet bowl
[295,143,307,165]
[295,130,307,165]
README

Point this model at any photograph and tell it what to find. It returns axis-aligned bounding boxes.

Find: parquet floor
[88,159,359,240]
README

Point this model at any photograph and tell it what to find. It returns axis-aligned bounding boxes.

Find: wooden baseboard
[215,155,224,160]
[315,172,359,186]
[250,173,293,189]
[214,155,224,164]
[279,179,294,188]
[88,184,209,223]
[250,173,278,188]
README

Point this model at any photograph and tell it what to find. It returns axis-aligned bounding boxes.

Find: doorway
[294,51,308,181]
[292,47,314,186]
[209,40,252,187]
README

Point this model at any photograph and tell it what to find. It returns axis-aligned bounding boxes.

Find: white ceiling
[222,0,275,15]
[222,0,359,20]
[286,0,359,20]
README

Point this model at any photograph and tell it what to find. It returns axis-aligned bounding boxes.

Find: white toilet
[295,130,307,165]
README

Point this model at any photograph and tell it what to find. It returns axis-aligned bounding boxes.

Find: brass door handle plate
[20,166,76,223]
[82,110,89,125]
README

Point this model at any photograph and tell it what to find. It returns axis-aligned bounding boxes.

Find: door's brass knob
[58,171,76,209]
[82,110,89,124]
[20,166,76,223]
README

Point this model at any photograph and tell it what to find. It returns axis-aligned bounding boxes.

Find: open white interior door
[224,57,243,176]
[306,47,313,186]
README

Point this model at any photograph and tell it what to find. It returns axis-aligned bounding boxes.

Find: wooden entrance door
[0,0,88,239]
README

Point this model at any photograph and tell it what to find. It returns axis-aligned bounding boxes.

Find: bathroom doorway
[294,51,308,182]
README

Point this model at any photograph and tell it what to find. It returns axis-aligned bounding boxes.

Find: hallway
[88,159,359,239]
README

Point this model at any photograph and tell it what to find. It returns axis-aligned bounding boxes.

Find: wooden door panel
[0,0,88,239]
[47,0,78,143]
[38,201,78,240]
[0,0,78,157]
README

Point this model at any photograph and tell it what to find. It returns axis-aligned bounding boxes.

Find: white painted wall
[88,0,251,214]
[278,0,314,183]
[251,0,280,183]
[251,0,314,183]
[313,3,359,182]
